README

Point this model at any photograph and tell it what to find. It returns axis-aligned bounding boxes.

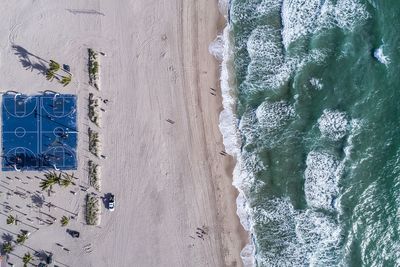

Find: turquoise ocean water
[219,0,400,266]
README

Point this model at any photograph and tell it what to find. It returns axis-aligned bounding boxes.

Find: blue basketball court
[2,94,77,171]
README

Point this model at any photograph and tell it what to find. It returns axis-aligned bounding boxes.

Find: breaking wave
[373,45,391,65]
[212,0,373,266]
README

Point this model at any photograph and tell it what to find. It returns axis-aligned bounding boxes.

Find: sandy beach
[0,0,246,266]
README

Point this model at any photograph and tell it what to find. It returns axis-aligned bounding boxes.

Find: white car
[108,194,115,211]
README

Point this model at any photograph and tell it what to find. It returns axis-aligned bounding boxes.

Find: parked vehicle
[46,252,53,264]
[108,194,115,211]
[63,64,71,72]
[66,229,80,238]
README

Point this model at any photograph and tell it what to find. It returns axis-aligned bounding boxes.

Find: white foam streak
[373,45,391,65]
[216,14,255,267]
[218,27,241,157]
[208,35,224,61]
[310,78,323,90]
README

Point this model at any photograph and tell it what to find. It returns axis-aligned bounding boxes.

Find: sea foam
[373,45,391,65]
[244,24,328,96]
[304,151,341,211]
[250,198,342,266]
[281,0,369,48]
[255,100,295,131]
[214,3,255,265]
[212,0,369,266]
[310,78,323,90]
[318,109,349,141]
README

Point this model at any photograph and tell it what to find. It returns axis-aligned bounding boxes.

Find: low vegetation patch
[88,48,99,89]
[88,93,100,126]
[88,128,100,157]
[60,215,69,227]
[88,160,101,191]
[16,231,29,245]
[86,194,100,225]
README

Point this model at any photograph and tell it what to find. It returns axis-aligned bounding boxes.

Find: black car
[63,64,71,72]
[67,229,80,238]
[46,252,53,264]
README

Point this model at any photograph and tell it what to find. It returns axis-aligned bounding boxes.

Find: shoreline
[213,3,254,265]
[194,0,250,265]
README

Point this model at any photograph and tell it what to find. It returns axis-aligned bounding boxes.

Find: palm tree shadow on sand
[2,233,14,242]
[34,250,49,262]
[12,45,49,76]
[31,193,45,209]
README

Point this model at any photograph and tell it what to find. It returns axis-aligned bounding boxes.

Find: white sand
[0,1,247,266]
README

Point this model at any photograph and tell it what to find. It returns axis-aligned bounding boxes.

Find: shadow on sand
[66,9,105,16]
[31,193,45,209]
[101,193,112,209]
[1,232,13,242]
[34,250,49,262]
[12,44,49,76]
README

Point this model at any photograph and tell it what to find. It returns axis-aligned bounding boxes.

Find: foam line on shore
[209,1,255,266]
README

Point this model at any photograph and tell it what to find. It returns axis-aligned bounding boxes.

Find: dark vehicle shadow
[66,229,80,238]
[34,250,48,262]
[12,44,49,76]
[102,193,112,208]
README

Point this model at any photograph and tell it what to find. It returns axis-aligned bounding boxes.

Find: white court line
[2,96,38,118]
[42,96,75,118]
[14,99,26,116]
[3,131,39,134]
[40,131,78,134]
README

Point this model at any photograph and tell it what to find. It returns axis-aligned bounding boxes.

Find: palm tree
[2,242,14,255]
[40,171,62,191]
[45,171,62,183]
[60,173,76,187]
[60,75,72,86]
[60,216,69,226]
[16,232,28,245]
[6,215,15,225]
[22,252,32,267]
[49,60,60,72]
[60,178,71,187]
[39,178,55,191]
[45,70,55,81]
